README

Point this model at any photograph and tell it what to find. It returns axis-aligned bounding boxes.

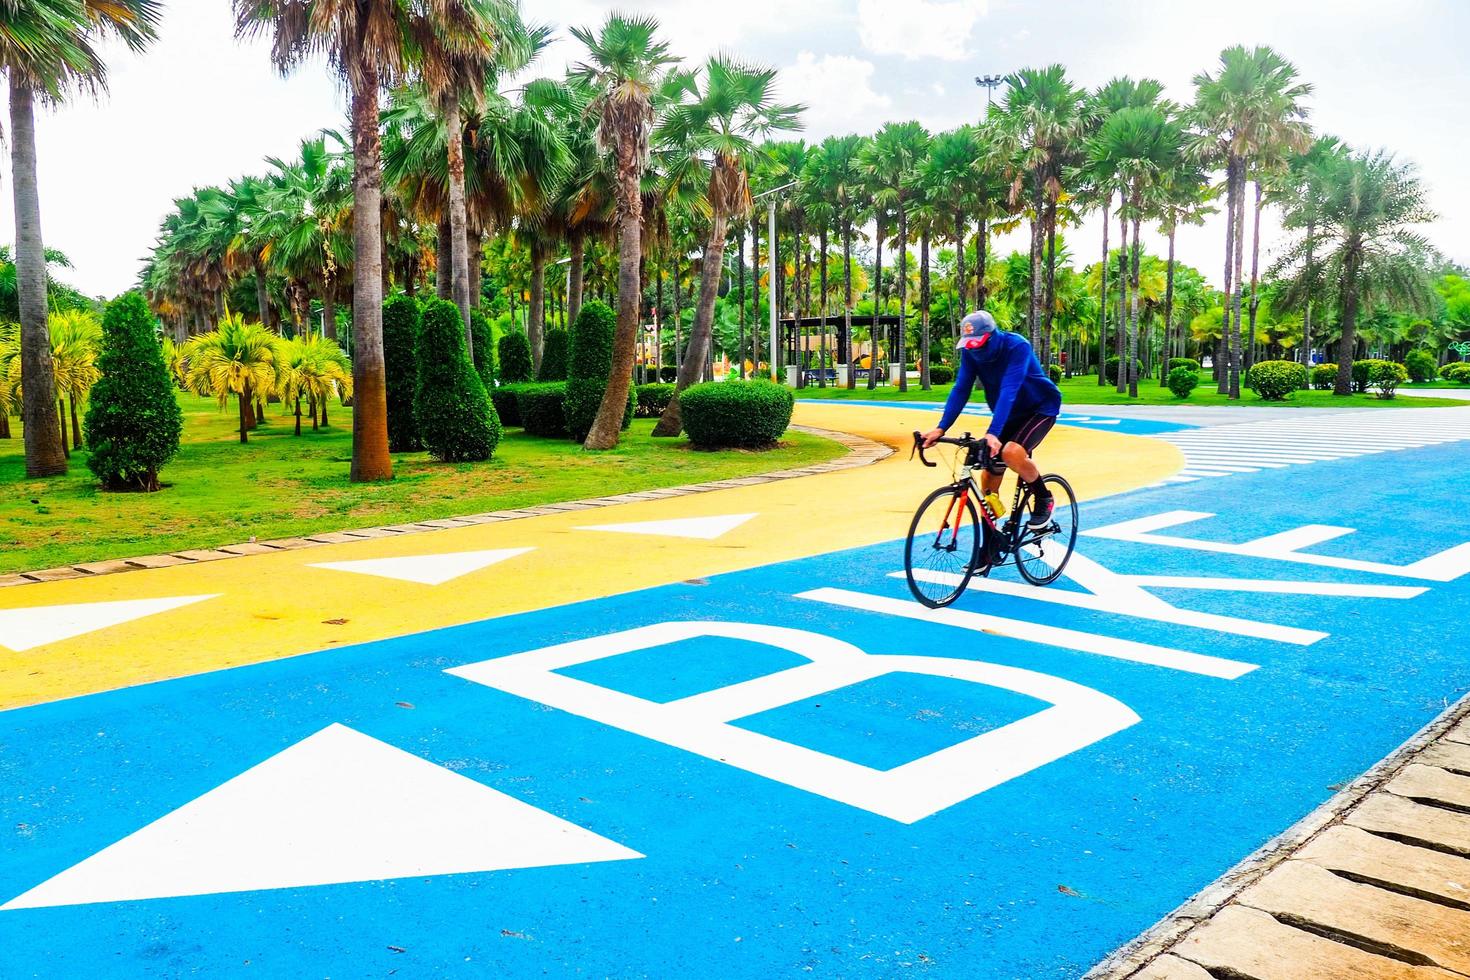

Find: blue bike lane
[2,441,1468,978]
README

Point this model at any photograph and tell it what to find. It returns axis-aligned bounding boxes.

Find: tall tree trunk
[348,62,392,482]
[919,227,930,390]
[954,212,967,341]
[568,227,586,327]
[896,204,908,393]
[1218,157,1237,393]
[466,224,483,310]
[58,398,69,456]
[294,396,302,437]
[255,257,274,330]
[0,412,10,439]
[585,172,643,450]
[843,221,854,388]
[1334,253,1360,396]
[672,253,682,367]
[1043,199,1058,368]
[1161,225,1177,385]
[1129,211,1143,398]
[655,214,730,437]
[436,213,452,300]
[869,218,883,390]
[1229,159,1247,399]
[444,95,473,353]
[237,386,251,444]
[9,79,66,478]
[322,289,337,341]
[751,216,762,375]
[736,226,746,379]
[1028,173,1044,349]
[69,394,81,448]
[1301,219,1316,366]
[1099,194,1110,386]
[1246,179,1264,375]
[529,241,547,375]
[1116,209,1129,393]
[819,224,830,388]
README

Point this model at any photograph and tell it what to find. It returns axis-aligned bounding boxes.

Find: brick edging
[0,425,892,589]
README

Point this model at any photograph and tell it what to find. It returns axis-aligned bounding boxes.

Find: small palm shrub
[84,292,183,491]
[497,330,533,383]
[490,383,528,427]
[1311,363,1338,389]
[929,365,954,385]
[517,382,568,437]
[1167,367,1199,400]
[565,299,630,441]
[382,294,421,452]
[681,380,794,449]
[414,298,501,461]
[1404,349,1437,384]
[538,328,569,381]
[1369,360,1409,399]
[635,383,676,418]
[1168,357,1201,374]
[470,309,494,383]
[1246,360,1308,401]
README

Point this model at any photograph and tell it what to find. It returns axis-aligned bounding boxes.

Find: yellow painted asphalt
[0,404,1184,711]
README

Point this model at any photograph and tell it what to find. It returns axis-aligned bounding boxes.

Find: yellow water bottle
[984,491,1007,520]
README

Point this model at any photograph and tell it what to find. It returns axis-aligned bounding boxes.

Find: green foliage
[1441,363,1470,384]
[1048,364,1062,384]
[538,327,569,381]
[382,294,421,452]
[1104,356,1144,385]
[1311,363,1338,389]
[566,299,625,441]
[84,293,184,492]
[928,365,954,385]
[414,299,502,462]
[490,383,528,427]
[1404,349,1438,384]
[497,330,534,383]
[1167,367,1199,400]
[1168,357,1201,373]
[517,382,568,437]
[1368,360,1409,399]
[470,309,494,383]
[635,383,675,418]
[1246,360,1308,400]
[1351,360,1375,393]
[681,380,795,448]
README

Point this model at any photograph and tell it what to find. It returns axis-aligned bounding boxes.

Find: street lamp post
[754,180,797,383]
[974,74,1005,115]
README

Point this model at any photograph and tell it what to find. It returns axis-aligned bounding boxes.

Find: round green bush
[414,298,502,462]
[635,383,676,419]
[490,383,528,428]
[1246,360,1308,401]
[1350,359,1376,393]
[1166,367,1199,400]
[1048,363,1062,384]
[681,380,794,449]
[1369,360,1409,399]
[383,294,421,452]
[1104,356,1144,385]
[84,292,184,491]
[928,365,954,385]
[1168,357,1201,374]
[470,308,493,383]
[497,329,533,384]
[1442,362,1470,384]
[565,299,630,441]
[538,327,569,381]
[517,382,568,437]
[1404,349,1437,384]
[1311,363,1338,389]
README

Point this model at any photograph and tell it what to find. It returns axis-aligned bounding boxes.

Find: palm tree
[235,0,503,483]
[861,121,928,394]
[47,308,101,451]
[1155,161,1213,380]
[571,14,677,450]
[1191,45,1313,398]
[184,314,280,443]
[3,0,161,477]
[275,334,353,435]
[1278,135,1348,366]
[1275,150,1435,395]
[800,137,861,388]
[917,126,984,346]
[652,57,799,436]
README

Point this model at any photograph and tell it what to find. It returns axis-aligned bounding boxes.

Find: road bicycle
[903,431,1078,609]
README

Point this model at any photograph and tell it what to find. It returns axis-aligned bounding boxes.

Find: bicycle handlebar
[910,430,991,469]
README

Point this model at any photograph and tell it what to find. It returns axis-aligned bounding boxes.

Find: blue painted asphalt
[3,442,1468,978]
[795,398,1198,435]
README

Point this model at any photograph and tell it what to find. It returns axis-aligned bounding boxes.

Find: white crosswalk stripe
[1139,408,1470,489]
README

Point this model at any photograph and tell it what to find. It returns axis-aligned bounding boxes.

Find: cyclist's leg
[999,414,1058,527]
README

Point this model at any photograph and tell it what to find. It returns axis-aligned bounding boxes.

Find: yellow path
[0,404,1183,710]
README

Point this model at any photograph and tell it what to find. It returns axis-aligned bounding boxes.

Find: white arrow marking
[308,548,533,585]
[574,513,758,541]
[0,595,219,653]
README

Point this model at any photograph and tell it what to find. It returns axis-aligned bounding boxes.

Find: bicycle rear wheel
[905,485,982,608]
[1013,475,1078,586]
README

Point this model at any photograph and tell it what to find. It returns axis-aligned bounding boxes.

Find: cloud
[780,52,893,139]
[857,0,988,61]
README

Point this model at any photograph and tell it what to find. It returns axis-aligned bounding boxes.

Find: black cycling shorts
[998,412,1056,455]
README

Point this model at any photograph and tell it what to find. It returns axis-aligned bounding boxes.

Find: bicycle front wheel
[905,485,982,608]
[1013,474,1078,586]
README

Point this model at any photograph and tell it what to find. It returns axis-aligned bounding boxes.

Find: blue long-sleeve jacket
[938,331,1062,435]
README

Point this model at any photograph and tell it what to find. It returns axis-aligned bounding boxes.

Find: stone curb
[0,425,892,590]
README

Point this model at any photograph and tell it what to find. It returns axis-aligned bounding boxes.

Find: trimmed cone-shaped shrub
[1369,360,1409,399]
[538,328,569,381]
[498,329,533,384]
[490,383,528,427]
[470,309,494,384]
[414,298,501,461]
[517,382,568,437]
[1311,363,1338,389]
[84,292,184,491]
[635,383,675,418]
[681,380,794,448]
[566,299,630,441]
[1404,349,1437,384]
[383,294,421,452]
[1167,367,1199,400]
[1246,360,1308,401]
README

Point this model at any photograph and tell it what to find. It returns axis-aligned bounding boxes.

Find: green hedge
[1166,367,1199,400]
[497,329,533,384]
[635,383,675,418]
[490,383,529,428]
[1369,360,1409,399]
[538,327,569,381]
[929,365,954,385]
[1442,362,1470,384]
[517,382,568,437]
[1168,357,1201,374]
[1104,356,1144,385]
[470,308,493,384]
[383,294,421,452]
[1405,349,1438,384]
[681,380,794,448]
[414,298,502,461]
[1246,360,1308,401]
[565,299,629,441]
[1350,359,1377,393]
[84,292,184,491]
[1311,363,1338,389]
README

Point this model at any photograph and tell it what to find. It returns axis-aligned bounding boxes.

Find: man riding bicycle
[921,310,1062,531]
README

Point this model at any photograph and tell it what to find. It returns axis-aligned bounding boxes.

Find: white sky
[3,0,1467,298]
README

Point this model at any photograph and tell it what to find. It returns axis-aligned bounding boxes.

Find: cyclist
[921,310,1062,530]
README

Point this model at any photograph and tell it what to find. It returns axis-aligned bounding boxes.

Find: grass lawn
[0,394,846,575]
[795,374,1470,409]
